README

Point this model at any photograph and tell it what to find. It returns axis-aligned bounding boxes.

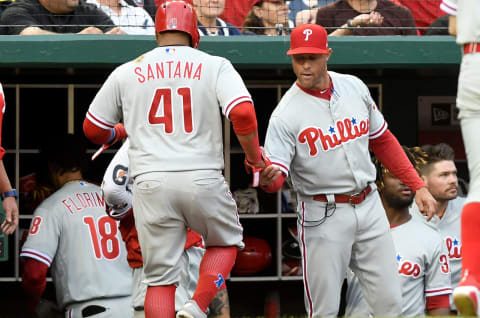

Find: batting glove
[244,147,271,187]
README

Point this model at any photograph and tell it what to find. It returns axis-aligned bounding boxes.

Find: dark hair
[374,146,428,191]
[242,6,266,35]
[40,133,89,177]
[420,143,455,175]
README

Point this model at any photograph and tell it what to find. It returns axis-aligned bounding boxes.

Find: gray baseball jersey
[440,0,480,45]
[410,197,464,288]
[264,71,387,196]
[21,181,132,310]
[87,46,252,178]
[346,218,452,317]
[264,71,402,317]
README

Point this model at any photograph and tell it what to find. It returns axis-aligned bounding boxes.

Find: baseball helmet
[155,0,200,49]
[232,237,272,275]
[282,237,302,276]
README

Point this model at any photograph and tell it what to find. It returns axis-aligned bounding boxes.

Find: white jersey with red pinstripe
[86,46,252,178]
[346,218,452,317]
[20,181,132,311]
[264,71,387,196]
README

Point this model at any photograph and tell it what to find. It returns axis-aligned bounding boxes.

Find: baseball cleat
[453,273,480,317]
[176,300,207,318]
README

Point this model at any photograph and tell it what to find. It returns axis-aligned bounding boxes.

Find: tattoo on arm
[208,289,230,318]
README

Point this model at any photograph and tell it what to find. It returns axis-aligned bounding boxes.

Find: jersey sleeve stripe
[425,287,453,296]
[86,111,115,130]
[369,121,388,140]
[20,248,52,267]
[225,96,253,118]
[271,160,289,176]
[440,0,457,15]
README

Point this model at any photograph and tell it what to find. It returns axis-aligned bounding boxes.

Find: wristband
[1,189,18,199]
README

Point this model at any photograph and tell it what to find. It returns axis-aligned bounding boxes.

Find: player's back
[21,181,132,309]
[111,46,251,177]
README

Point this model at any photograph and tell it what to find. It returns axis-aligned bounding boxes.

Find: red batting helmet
[155,0,200,49]
[232,237,272,275]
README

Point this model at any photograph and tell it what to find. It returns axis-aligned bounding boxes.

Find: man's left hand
[414,187,437,221]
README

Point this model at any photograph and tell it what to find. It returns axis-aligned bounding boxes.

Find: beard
[382,191,414,210]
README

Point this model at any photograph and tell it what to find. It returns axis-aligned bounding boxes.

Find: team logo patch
[396,253,422,278]
[214,273,225,289]
[298,117,369,155]
[445,236,462,259]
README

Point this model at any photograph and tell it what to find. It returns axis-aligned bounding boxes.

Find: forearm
[0,161,13,193]
[20,27,57,35]
[370,129,425,191]
[448,15,457,36]
[229,102,261,163]
[208,288,230,318]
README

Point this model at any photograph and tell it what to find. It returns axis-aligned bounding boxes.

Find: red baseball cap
[287,24,328,55]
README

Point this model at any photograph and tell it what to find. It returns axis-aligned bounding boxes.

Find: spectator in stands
[219,0,255,27]
[193,0,241,35]
[0,0,124,35]
[131,0,156,19]
[296,0,417,36]
[425,15,449,36]
[242,0,293,35]
[391,0,443,35]
[86,0,155,34]
[0,83,19,236]
[288,0,334,27]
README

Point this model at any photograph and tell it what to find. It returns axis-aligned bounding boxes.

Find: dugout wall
[0,35,465,317]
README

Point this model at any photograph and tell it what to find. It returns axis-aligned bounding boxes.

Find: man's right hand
[259,165,282,188]
[77,27,103,34]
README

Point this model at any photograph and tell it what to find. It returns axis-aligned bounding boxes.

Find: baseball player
[346,146,452,317]
[102,139,231,318]
[83,1,266,317]
[410,143,464,313]
[20,134,133,318]
[0,82,19,235]
[258,23,437,317]
[440,0,480,315]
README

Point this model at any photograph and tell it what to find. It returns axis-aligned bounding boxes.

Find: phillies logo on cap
[303,29,312,41]
[287,24,329,55]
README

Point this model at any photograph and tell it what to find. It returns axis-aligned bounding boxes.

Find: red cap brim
[286,47,329,55]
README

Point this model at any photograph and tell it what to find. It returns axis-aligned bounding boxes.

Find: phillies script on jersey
[299,118,370,154]
[134,60,203,83]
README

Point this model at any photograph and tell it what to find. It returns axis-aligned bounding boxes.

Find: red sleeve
[369,129,425,192]
[118,211,143,269]
[229,101,258,136]
[260,172,286,193]
[426,294,450,310]
[22,258,48,311]
[83,117,114,145]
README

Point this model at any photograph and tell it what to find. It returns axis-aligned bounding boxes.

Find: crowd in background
[0,0,450,36]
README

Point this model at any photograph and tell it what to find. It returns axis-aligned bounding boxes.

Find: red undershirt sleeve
[22,258,48,311]
[228,101,258,136]
[369,129,425,192]
[83,117,114,145]
[426,294,450,310]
